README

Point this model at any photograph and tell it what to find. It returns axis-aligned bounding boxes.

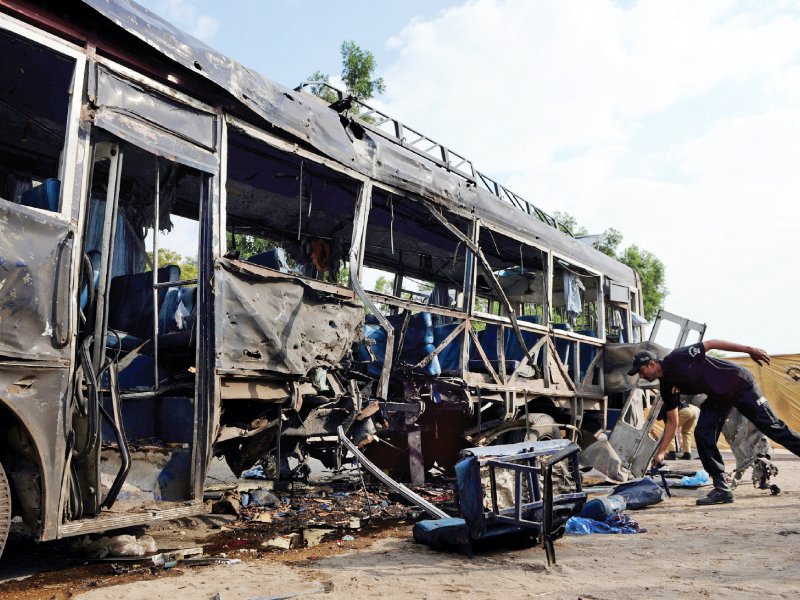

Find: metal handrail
[295,81,573,236]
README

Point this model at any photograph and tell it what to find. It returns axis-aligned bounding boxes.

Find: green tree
[595,227,623,258]
[618,245,667,321]
[306,70,338,104]
[339,40,385,101]
[226,232,280,259]
[148,248,197,281]
[307,41,386,119]
[374,275,393,294]
[553,211,587,236]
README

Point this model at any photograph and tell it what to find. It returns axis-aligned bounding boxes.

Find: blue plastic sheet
[566,514,647,535]
[678,470,710,487]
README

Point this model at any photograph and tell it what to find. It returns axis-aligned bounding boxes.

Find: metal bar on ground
[337,426,448,519]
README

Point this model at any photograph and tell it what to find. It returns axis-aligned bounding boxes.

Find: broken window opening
[356,191,472,376]
[0,28,74,213]
[363,191,470,315]
[467,229,550,379]
[225,129,358,287]
[475,229,547,323]
[551,259,600,337]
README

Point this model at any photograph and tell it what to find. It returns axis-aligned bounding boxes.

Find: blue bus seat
[433,322,467,373]
[20,178,60,211]
[358,311,441,377]
[107,265,181,345]
[414,440,587,557]
[79,250,103,311]
[247,248,290,272]
[575,329,598,383]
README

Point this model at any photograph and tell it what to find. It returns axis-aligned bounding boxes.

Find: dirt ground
[2,450,799,600]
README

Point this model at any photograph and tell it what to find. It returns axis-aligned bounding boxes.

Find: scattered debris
[263,533,302,550]
[74,534,158,558]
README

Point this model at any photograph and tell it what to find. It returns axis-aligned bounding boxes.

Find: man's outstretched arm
[702,339,770,366]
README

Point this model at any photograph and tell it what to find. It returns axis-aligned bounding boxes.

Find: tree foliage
[553,211,587,237]
[339,40,385,101]
[307,40,386,114]
[617,245,668,321]
[148,248,197,281]
[554,212,667,321]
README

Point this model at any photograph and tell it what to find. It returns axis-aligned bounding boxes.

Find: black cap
[627,351,657,376]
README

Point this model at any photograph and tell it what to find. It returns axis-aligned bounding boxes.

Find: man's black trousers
[695,389,800,486]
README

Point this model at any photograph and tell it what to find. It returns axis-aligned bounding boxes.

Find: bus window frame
[0,12,86,221]
[222,116,367,298]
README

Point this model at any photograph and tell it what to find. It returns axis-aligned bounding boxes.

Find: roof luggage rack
[295,82,572,237]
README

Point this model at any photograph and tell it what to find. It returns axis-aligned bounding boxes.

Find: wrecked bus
[0,0,645,558]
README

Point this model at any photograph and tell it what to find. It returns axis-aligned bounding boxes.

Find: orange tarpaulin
[723,353,800,444]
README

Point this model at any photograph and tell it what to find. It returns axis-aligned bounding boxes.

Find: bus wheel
[0,461,11,559]
[503,413,560,443]
[480,413,561,446]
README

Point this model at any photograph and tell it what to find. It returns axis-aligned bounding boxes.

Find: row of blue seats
[356,312,597,381]
[105,267,197,389]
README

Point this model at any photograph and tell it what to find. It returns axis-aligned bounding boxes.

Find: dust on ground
[2,451,799,600]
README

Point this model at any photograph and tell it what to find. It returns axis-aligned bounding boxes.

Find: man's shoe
[665,451,678,460]
[680,452,692,460]
[696,488,734,505]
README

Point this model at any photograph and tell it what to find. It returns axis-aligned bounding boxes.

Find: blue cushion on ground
[413,517,470,549]
[455,455,486,538]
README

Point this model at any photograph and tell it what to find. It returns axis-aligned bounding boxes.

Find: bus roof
[78,0,638,288]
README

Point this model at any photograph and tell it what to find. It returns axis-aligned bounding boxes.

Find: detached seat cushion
[412,517,471,553]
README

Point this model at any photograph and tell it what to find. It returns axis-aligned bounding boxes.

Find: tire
[503,413,561,444]
[0,461,11,560]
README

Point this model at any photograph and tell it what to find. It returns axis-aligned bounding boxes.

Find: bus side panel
[215,261,364,375]
[0,199,76,361]
[0,364,69,541]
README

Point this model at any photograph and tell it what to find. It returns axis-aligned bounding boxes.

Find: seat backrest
[107,265,181,337]
[20,178,60,212]
[247,248,290,272]
[79,250,103,311]
[433,322,465,372]
[454,456,487,538]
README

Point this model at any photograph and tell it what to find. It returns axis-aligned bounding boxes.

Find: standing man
[629,340,800,505]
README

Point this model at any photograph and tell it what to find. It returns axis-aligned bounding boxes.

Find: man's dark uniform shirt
[658,342,760,412]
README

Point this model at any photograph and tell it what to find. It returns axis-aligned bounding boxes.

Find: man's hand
[748,346,770,366]
[651,450,666,469]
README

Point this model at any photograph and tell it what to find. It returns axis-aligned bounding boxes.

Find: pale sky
[137,0,800,354]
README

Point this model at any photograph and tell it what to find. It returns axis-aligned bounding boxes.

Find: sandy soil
[52,451,798,600]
